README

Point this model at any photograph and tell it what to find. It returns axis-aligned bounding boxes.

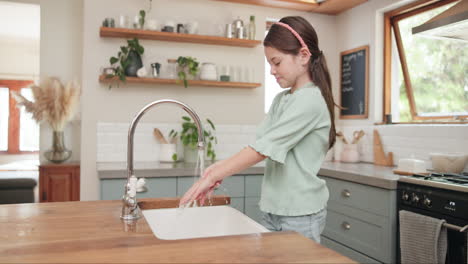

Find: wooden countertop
[0,197,355,263]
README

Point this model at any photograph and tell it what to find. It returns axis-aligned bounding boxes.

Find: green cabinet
[244,175,263,223]
[100,174,264,224]
[320,176,397,264]
[101,177,177,200]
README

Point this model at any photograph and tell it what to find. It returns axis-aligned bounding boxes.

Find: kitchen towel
[399,210,448,264]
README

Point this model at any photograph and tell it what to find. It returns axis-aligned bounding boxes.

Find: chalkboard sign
[339,45,369,119]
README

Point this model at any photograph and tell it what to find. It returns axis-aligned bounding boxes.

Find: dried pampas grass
[11,77,81,131]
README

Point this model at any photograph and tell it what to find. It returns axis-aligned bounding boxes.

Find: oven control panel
[398,182,468,220]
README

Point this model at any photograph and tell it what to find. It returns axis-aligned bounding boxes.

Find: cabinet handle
[341,189,351,198]
[342,221,351,230]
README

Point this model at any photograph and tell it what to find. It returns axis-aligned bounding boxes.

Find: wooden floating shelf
[99,27,262,48]
[99,75,261,89]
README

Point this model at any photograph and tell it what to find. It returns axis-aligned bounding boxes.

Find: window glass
[395,3,468,121]
[0,87,8,151]
[264,56,284,113]
[19,88,39,151]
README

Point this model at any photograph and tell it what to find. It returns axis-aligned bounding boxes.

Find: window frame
[0,79,38,154]
[383,0,467,124]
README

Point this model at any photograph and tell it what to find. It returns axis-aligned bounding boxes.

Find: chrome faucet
[121,99,205,221]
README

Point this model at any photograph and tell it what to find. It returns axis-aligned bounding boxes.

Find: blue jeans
[261,209,327,243]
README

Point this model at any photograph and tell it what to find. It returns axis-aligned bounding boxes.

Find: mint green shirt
[250,83,330,216]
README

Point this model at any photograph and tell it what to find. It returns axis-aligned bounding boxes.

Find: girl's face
[264,46,309,89]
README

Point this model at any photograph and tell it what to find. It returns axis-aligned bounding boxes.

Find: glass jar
[166,59,177,79]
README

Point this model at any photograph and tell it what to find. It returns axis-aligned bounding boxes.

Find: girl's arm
[209,146,266,183]
[179,146,266,206]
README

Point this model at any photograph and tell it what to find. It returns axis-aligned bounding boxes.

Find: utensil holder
[340,143,359,163]
[159,144,177,162]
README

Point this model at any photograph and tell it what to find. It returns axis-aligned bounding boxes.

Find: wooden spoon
[336,131,348,144]
[153,128,168,144]
[351,130,365,144]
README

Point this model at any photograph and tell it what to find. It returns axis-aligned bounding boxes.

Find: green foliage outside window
[396,3,467,121]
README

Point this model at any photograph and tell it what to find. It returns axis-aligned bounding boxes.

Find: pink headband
[274,22,311,55]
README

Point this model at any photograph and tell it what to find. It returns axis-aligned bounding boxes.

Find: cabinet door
[321,236,382,264]
[40,165,79,202]
[101,178,177,200]
[245,197,262,224]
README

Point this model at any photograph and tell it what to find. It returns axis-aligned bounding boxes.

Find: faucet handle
[136,177,147,193]
[128,175,138,198]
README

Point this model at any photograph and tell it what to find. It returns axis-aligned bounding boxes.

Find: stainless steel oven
[397,173,468,264]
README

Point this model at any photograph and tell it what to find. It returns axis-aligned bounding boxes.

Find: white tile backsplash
[98,122,467,172]
[337,124,468,172]
[97,122,257,162]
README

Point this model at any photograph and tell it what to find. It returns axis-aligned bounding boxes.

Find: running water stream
[178,146,230,211]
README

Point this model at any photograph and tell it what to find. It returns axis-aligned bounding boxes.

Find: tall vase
[44,131,72,163]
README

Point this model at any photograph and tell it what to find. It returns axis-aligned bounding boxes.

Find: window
[0,88,8,151]
[19,88,40,151]
[0,80,39,154]
[264,56,284,113]
[384,0,468,123]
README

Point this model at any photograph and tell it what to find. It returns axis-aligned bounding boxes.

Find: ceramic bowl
[430,153,468,174]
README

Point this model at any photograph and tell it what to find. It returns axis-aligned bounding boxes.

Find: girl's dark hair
[264,16,336,149]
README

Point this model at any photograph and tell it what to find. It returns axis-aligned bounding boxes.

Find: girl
[179,16,337,243]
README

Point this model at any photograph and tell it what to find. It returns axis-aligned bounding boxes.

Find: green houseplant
[106,38,144,88]
[138,0,152,29]
[180,116,217,162]
[177,56,199,88]
[168,129,179,162]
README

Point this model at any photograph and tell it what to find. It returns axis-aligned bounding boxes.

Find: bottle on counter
[248,15,256,40]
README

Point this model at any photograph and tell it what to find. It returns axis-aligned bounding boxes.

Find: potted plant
[106,38,144,88]
[167,129,179,162]
[138,0,152,29]
[179,116,217,162]
[176,56,199,88]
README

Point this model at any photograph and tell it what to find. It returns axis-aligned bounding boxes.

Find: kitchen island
[0,197,354,263]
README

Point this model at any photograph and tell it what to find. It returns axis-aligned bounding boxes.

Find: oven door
[447,226,467,264]
[397,206,467,264]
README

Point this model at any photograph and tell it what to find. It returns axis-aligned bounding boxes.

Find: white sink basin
[142,205,270,240]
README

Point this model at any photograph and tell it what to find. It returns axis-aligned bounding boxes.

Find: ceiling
[214,0,369,15]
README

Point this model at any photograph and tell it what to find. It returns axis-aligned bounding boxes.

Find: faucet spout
[121,99,205,221]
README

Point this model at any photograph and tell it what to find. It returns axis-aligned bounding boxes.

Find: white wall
[335,0,468,170]
[0,1,39,79]
[0,39,39,79]
[81,0,337,200]
[5,0,82,166]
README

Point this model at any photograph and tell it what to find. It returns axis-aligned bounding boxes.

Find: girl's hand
[179,163,222,207]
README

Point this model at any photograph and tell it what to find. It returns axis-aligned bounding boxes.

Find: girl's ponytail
[310,52,336,149]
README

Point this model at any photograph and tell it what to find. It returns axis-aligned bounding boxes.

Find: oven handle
[443,223,468,233]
